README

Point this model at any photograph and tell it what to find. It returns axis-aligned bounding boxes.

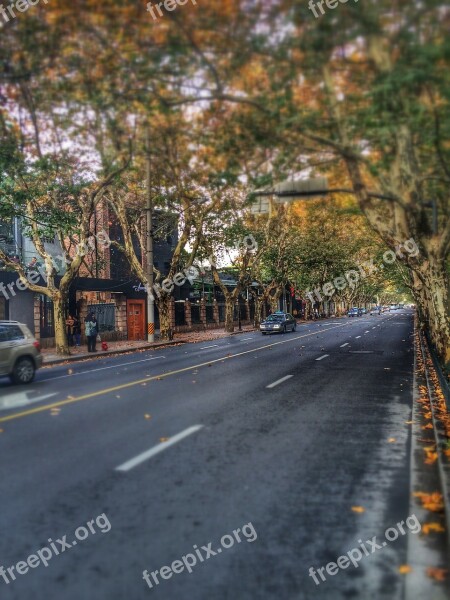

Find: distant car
[347,308,359,317]
[370,306,382,315]
[360,308,367,315]
[260,312,297,334]
[0,321,43,384]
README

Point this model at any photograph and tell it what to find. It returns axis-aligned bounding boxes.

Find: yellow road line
[0,323,348,424]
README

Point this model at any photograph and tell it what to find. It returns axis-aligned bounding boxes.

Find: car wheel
[293,323,296,332]
[10,357,35,385]
[261,332,266,335]
[282,325,286,334]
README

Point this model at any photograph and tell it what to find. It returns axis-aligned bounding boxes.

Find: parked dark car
[260,312,297,334]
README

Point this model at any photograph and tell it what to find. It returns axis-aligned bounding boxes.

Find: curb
[42,339,186,367]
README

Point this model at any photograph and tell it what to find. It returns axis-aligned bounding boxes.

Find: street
[0,311,418,599]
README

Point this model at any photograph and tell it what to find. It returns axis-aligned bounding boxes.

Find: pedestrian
[66,314,75,346]
[85,312,98,352]
[73,315,81,347]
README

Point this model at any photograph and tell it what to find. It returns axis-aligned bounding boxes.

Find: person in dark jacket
[85,313,98,352]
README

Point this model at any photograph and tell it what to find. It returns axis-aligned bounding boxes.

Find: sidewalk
[41,324,257,366]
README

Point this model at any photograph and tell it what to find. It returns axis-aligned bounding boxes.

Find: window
[0,325,25,341]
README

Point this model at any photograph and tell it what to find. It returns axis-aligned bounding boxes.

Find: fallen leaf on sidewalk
[424,451,438,465]
[398,565,411,574]
[426,567,448,581]
[351,506,365,513]
[413,492,444,512]
[422,523,445,535]
[422,423,433,430]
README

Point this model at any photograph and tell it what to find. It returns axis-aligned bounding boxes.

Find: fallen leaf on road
[388,438,396,443]
[68,369,73,375]
[405,421,414,424]
[426,567,448,581]
[160,437,169,443]
[351,506,365,513]
[422,523,445,535]
[398,565,411,574]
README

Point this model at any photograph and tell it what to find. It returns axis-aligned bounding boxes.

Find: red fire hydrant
[102,341,108,351]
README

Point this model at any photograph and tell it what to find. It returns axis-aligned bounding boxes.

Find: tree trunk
[224,297,235,333]
[269,292,280,313]
[158,296,173,341]
[53,292,69,356]
[253,296,263,327]
[415,259,450,367]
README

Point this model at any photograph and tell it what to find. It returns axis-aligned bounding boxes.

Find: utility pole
[146,127,155,343]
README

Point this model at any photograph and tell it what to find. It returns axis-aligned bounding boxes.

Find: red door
[127,300,145,341]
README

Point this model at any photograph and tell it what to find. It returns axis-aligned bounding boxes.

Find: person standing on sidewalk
[73,315,81,347]
[66,314,75,346]
[85,312,98,352]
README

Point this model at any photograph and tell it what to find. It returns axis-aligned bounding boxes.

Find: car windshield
[266,315,283,322]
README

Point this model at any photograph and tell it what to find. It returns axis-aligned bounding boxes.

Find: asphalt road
[0,311,417,600]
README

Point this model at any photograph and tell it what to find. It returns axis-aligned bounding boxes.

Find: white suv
[0,321,43,384]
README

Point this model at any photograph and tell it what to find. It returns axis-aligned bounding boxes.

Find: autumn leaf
[144,414,152,420]
[424,451,438,465]
[426,567,448,581]
[422,423,433,430]
[413,492,444,512]
[351,506,365,513]
[422,522,445,535]
[160,437,169,443]
[398,565,411,574]
[388,438,396,443]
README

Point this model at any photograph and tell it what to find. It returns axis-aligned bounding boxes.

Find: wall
[8,290,35,332]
